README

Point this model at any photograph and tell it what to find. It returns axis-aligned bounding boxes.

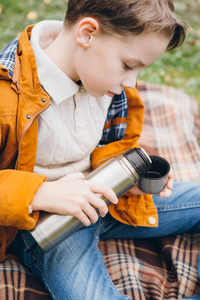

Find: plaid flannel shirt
[0,37,128,147]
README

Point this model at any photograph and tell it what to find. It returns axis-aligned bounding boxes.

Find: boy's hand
[158,169,173,198]
[129,169,174,198]
[32,172,118,226]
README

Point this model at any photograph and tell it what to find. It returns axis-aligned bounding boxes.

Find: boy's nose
[121,75,137,89]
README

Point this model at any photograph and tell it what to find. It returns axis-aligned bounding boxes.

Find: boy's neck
[43,26,79,82]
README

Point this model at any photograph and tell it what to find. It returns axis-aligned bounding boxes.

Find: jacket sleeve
[0,169,46,230]
[91,87,158,227]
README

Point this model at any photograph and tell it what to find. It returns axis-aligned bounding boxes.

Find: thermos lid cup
[138,155,170,194]
[123,148,152,177]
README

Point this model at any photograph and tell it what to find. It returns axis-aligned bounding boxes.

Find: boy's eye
[123,63,134,71]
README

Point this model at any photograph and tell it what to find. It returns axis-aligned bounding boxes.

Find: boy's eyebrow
[136,58,146,67]
[127,56,146,67]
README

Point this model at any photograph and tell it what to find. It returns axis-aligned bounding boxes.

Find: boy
[1,0,200,299]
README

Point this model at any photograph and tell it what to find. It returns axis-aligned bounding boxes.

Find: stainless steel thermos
[30,147,152,252]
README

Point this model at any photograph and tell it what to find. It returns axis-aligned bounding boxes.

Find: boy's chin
[86,88,113,98]
[87,90,106,98]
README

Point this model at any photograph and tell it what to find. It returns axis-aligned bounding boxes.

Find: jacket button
[41,98,46,103]
[26,114,31,120]
[147,216,156,225]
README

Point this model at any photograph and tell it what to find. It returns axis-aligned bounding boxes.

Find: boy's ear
[75,17,100,48]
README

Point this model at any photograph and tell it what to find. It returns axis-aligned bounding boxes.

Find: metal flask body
[30,148,151,252]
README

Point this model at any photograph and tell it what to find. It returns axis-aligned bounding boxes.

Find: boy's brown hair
[64,0,187,50]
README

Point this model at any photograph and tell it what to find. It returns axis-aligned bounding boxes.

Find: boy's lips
[107,91,121,97]
[107,91,115,97]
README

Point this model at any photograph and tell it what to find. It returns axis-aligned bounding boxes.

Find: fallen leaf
[26,11,38,20]
[44,0,52,4]
[189,39,199,46]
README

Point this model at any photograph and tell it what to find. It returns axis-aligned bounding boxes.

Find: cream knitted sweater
[30,20,112,180]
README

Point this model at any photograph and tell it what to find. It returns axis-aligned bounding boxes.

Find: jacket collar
[16,25,50,109]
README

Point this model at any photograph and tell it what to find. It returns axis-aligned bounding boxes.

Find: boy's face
[74,23,170,98]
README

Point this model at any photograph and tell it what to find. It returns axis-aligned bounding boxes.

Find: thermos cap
[123,148,152,177]
[138,155,170,194]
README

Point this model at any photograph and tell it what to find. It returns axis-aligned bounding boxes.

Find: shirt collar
[30,20,79,105]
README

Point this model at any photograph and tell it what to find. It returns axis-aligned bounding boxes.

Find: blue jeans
[10,182,200,300]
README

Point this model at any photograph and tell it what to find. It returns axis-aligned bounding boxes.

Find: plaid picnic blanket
[137,82,200,183]
[1,82,200,299]
[99,82,200,299]
[99,234,200,299]
[0,258,51,299]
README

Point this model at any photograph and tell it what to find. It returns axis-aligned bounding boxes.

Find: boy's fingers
[159,187,172,198]
[167,178,173,190]
[87,181,118,204]
[89,195,109,217]
[166,169,174,190]
[82,204,99,223]
[76,211,91,226]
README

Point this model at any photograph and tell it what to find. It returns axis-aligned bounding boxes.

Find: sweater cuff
[28,204,33,215]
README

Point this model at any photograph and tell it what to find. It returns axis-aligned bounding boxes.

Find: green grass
[0,0,67,46]
[0,0,199,101]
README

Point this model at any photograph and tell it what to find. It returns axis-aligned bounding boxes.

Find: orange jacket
[0,25,157,260]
